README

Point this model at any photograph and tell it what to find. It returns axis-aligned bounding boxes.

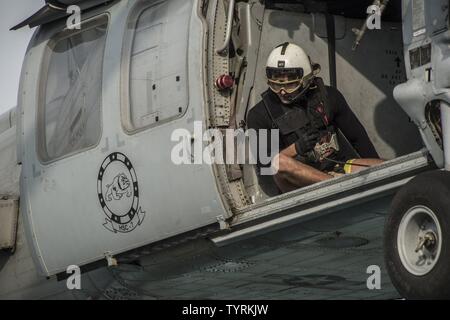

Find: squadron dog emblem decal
[97,152,145,233]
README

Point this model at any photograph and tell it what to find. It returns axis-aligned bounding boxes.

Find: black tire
[384,170,450,299]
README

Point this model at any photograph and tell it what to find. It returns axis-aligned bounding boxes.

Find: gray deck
[1,194,400,300]
[79,195,400,300]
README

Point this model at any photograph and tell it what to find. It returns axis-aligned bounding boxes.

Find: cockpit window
[122,0,192,132]
[38,16,108,162]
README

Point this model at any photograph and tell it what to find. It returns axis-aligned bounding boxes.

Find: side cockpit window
[122,0,192,133]
[38,15,108,162]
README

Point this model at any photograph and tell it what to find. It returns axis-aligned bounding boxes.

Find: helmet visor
[266,67,304,81]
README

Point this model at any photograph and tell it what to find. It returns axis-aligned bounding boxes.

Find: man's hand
[295,127,320,156]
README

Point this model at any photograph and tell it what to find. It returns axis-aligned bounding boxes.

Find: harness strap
[307,78,332,128]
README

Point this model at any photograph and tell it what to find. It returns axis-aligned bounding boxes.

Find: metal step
[212,150,433,246]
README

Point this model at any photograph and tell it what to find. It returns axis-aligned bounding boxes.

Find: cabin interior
[206,0,427,208]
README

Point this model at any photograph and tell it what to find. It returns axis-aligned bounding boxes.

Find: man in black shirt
[247,42,383,193]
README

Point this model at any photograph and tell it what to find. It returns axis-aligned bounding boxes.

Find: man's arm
[330,88,380,158]
[247,102,332,193]
[273,144,332,192]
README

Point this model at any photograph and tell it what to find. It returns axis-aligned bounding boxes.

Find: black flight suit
[247,83,379,195]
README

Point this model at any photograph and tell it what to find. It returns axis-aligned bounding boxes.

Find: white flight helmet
[266,42,318,99]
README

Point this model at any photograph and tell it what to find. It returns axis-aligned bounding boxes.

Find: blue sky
[0,0,42,114]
